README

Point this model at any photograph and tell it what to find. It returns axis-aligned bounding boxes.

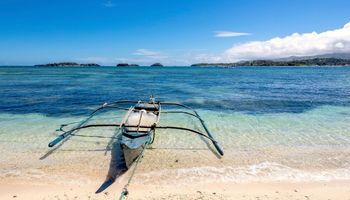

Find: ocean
[1,66,350,185]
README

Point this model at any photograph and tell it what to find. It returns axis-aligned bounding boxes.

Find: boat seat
[124,110,158,132]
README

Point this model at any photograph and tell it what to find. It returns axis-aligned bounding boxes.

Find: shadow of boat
[96,134,128,193]
[40,128,129,193]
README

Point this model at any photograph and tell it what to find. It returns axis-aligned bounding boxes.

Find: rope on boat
[118,136,152,200]
[54,123,218,144]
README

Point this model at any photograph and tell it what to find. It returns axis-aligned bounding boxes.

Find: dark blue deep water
[1,66,350,116]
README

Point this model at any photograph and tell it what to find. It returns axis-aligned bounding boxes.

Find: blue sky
[0,0,350,65]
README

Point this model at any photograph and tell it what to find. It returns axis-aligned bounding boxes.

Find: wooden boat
[48,97,223,165]
[120,101,160,168]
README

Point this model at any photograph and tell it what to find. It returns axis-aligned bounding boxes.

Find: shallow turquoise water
[0,66,350,183]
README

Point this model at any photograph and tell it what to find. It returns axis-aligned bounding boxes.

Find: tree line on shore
[191,58,350,67]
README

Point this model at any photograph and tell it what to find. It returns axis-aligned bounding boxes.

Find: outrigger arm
[48,100,224,157]
[48,100,139,148]
[49,123,220,145]
[161,102,224,156]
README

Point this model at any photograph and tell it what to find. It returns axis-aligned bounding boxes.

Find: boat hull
[121,143,145,168]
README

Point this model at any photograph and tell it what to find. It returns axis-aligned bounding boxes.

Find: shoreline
[1,179,349,200]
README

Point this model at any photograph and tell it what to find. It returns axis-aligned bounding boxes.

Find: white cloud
[103,1,116,7]
[73,23,350,66]
[133,49,167,59]
[224,22,350,61]
[214,31,251,38]
[344,22,350,28]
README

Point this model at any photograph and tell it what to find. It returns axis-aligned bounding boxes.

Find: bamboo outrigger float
[47,97,224,197]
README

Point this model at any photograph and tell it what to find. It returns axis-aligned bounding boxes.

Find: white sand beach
[1,179,350,200]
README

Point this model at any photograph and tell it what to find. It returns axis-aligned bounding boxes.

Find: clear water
[0,66,350,184]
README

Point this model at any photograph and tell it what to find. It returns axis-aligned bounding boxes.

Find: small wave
[137,162,350,185]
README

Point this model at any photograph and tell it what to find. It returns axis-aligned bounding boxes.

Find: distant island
[35,62,100,67]
[150,63,163,67]
[116,63,164,67]
[116,63,140,67]
[191,58,350,67]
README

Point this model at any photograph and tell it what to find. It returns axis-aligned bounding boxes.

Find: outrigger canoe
[47,97,224,195]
